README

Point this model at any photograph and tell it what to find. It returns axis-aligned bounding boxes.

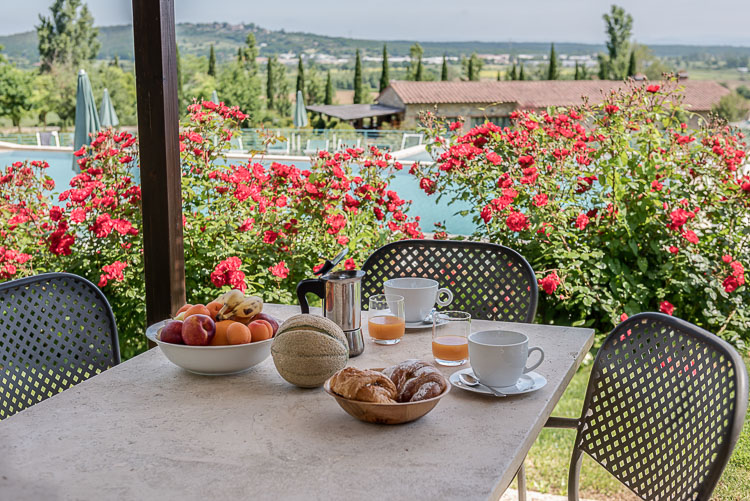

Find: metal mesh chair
[542,312,748,501]
[361,239,538,322]
[0,273,120,420]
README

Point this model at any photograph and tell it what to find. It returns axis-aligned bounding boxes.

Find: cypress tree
[509,62,517,80]
[379,44,390,92]
[547,43,559,80]
[296,56,305,95]
[111,55,120,68]
[208,45,217,77]
[266,55,275,110]
[574,61,580,80]
[415,57,423,81]
[441,54,448,81]
[325,70,333,105]
[519,63,526,81]
[627,50,637,77]
[353,49,363,104]
[237,47,243,63]
[496,71,501,81]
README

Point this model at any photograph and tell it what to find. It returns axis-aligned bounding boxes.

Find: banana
[227,296,264,322]
[216,289,247,321]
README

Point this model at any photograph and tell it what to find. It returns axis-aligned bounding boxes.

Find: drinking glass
[368,294,405,345]
[432,311,471,366]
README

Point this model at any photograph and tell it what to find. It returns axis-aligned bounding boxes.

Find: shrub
[414,80,750,348]
[0,101,422,359]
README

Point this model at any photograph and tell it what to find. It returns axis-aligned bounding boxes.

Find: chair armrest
[545,416,579,429]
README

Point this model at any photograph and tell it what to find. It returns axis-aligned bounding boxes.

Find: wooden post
[132,0,185,329]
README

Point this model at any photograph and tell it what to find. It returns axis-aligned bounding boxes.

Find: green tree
[240,34,259,74]
[0,62,33,130]
[547,43,559,80]
[296,56,305,95]
[36,0,100,73]
[519,63,526,81]
[111,55,119,68]
[266,55,275,110]
[712,92,750,122]
[496,71,501,81]
[574,62,581,80]
[441,54,449,81]
[509,62,518,80]
[218,60,261,122]
[464,53,482,81]
[415,57,424,81]
[627,49,637,77]
[353,49,363,104]
[408,43,423,81]
[304,63,325,105]
[324,70,334,105]
[90,64,138,125]
[379,44,390,92]
[598,4,633,79]
[736,85,750,100]
[208,45,217,77]
[271,56,291,115]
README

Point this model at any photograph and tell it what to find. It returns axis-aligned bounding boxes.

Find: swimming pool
[0,150,476,235]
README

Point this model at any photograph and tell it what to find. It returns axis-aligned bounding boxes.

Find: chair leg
[517,463,527,501]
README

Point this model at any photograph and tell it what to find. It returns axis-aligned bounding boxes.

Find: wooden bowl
[323,368,450,425]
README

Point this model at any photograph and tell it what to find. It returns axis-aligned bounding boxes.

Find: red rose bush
[415,79,749,347]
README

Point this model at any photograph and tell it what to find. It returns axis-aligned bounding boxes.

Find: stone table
[0,304,593,501]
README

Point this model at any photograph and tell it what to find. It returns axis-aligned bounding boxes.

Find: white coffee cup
[383,277,453,323]
[468,330,544,387]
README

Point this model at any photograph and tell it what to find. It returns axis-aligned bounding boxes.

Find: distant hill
[2,22,749,68]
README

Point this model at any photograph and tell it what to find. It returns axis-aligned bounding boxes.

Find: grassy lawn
[517,358,750,500]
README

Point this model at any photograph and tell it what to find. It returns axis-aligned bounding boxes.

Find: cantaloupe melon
[271,314,349,388]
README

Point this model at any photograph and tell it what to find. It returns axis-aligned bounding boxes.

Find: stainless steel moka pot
[296,250,365,357]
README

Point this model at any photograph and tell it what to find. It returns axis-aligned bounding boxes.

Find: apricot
[206,301,223,320]
[227,323,252,345]
[210,320,236,346]
[248,319,273,342]
[175,303,192,316]
[183,304,211,320]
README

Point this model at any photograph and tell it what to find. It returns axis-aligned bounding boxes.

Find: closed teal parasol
[293,90,308,128]
[99,88,119,128]
[211,89,219,104]
[73,69,101,153]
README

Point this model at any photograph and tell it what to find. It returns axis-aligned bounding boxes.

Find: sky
[2,0,749,46]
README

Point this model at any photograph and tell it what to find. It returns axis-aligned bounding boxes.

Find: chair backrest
[400,133,423,150]
[361,239,537,322]
[570,313,748,501]
[267,139,290,154]
[0,273,120,420]
[305,139,329,152]
[36,131,58,147]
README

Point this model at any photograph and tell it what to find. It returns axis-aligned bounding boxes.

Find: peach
[160,320,184,344]
[249,319,273,342]
[175,303,192,316]
[210,320,235,346]
[206,301,223,320]
[183,304,211,320]
[226,323,252,345]
[182,314,216,345]
[252,313,279,336]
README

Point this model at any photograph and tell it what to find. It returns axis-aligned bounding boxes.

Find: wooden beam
[132,0,185,328]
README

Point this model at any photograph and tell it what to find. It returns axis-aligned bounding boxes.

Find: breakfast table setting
[0,256,594,501]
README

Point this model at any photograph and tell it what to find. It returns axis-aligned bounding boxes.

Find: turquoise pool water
[0,150,476,235]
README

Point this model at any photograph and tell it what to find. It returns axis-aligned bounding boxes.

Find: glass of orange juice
[432,311,470,366]
[368,294,406,345]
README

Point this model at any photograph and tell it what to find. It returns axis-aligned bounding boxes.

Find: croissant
[329,367,397,403]
[383,360,448,402]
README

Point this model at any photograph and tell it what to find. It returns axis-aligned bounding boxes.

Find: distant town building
[307,79,730,129]
[376,79,730,127]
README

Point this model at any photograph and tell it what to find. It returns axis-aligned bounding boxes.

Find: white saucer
[449,368,547,397]
[404,317,447,330]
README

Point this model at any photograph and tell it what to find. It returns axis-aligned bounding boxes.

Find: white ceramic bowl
[145,320,272,375]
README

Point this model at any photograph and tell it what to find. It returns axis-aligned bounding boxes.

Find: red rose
[575,213,589,230]
[344,258,356,270]
[533,193,548,207]
[683,230,699,244]
[505,210,529,232]
[659,301,674,316]
[268,261,290,279]
[646,85,660,93]
[538,271,561,295]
